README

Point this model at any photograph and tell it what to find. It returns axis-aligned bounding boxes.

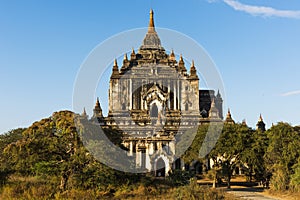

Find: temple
[84,10,265,176]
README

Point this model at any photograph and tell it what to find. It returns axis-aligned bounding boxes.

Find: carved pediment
[150,147,174,162]
[143,84,169,104]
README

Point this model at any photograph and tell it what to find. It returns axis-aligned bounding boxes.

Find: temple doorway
[194,161,203,174]
[175,158,181,170]
[151,103,158,118]
[156,158,165,177]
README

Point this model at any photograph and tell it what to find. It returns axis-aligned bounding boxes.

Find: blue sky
[1,0,300,133]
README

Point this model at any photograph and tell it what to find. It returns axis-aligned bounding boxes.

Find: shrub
[290,160,300,192]
[172,178,225,200]
[270,165,289,191]
[167,170,192,186]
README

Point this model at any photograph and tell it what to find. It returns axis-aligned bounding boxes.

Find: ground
[198,176,300,200]
[227,186,283,200]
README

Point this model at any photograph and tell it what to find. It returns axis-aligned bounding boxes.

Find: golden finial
[114,59,117,66]
[148,9,155,32]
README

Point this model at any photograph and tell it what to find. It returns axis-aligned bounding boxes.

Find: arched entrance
[175,158,181,170]
[156,158,165,177]
[151,103,158,118]
[194,161,203,175]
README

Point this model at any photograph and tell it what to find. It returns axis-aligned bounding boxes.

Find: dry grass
[0,176,231,200]
[264,189,300,200]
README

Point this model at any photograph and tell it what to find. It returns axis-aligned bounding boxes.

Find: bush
[54,189,107,200]
[0,181,55,199]
[167,170,192,186]
[172,178,225,200]
[270,165,289,191]
[0,170,10,186]
[290,160,300,192]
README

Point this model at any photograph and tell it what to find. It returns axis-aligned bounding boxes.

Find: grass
[0,176,237,200]
[264,189,300,200]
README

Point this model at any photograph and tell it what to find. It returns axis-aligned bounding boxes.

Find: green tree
[264,123,300,191]
[0,128,25,185]
[2,111,124,190]
[1,110,141,192]
[210,123,253,188]
[180,125,209,164]
[241,129,268,182]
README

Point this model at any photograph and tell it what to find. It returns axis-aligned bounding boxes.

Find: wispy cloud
[208,0,300,19]
[281,90,300,97]
[207,0,218,3]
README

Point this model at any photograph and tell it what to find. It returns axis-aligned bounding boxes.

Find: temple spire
[81,107,88,118]
[148,9,155,33]
[123,53,128,61]
[121,53,129,71]
[93,97,103,118]
[190,60,196,75]
[179,54,184,63]
[256,114,266,132]
[169,49,176,61]
[112,58,119,76]
[96,97,100,108]
[140,9,162,50]
[217,90,221,98]
[114,59,117,67]
[227,108,231,116]
[178,54,187,72]
[225,108,235,124]
[259,113,263,122]
[209,98,220,119]
[178,54,184,66]
[211,98,216,108]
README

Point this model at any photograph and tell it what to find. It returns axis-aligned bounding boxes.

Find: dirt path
[226,187,283,200]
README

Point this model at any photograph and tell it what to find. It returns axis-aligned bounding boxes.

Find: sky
[1,0,300,134]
